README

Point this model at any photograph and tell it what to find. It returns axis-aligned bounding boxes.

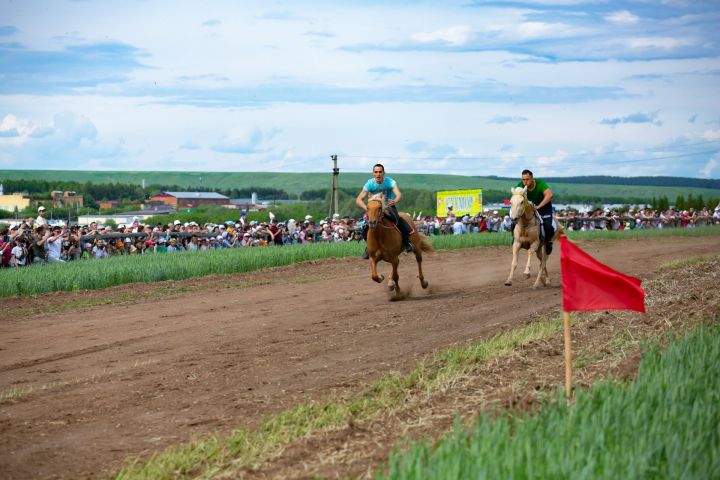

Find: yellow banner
[436,189,483,217]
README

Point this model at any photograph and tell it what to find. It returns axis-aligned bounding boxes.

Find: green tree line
[479,175,720,189]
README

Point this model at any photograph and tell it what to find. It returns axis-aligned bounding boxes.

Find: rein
[367,201,398,230]
[513,192,539,228]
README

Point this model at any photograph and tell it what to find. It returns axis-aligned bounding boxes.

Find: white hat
[216,235,223,240]
[493,210,497,214]
[38,206,46,211]
[132,216,140,222]
[332,213,340,219]
[173,220,181,225]
[305,214,313,220]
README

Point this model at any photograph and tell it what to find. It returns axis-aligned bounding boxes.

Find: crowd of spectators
[2,203,719,268]
[0,210,365,267]
[556,206,720,230]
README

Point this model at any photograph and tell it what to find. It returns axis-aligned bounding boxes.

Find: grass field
[378,321,720,480]
[1,227,718,298]
[1,169,718,200]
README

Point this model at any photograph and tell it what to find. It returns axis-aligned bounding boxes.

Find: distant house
[98,200,119,210]
[51,190,84,208]
[150,191,230,209]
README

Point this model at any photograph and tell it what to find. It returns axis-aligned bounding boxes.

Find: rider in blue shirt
[355,163,414,258]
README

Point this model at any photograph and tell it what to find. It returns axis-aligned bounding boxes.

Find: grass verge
[114,316,564,479]
[378,319,720,480]
[2,226,718,298]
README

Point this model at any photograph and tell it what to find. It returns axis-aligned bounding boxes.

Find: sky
[0,0,719,178]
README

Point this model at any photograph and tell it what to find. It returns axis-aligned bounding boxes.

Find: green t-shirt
[515,179,552,214]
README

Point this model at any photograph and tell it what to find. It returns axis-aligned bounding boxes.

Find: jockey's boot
[545,241,553,256]
[404,238,414,253]
[362,247,369,259]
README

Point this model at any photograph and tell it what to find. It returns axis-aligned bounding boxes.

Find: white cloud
[411,26,473,46]
[699,154,718,178]
[623,36,694,50]
[604,11,639,26]
[702,129,720,140]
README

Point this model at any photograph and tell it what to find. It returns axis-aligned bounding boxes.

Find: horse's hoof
[388,283,395,291]
[504,281,512,286]
[421,280,428,289]
[523,273,531,279]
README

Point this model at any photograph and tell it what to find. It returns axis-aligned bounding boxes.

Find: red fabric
[560,236,645,313]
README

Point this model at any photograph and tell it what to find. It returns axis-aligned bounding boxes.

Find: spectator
[92,239,109,259]
[11,237,28,267]
[35,206,49,228]
[46,226,65,263]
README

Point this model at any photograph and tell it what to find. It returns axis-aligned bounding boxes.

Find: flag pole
[563,310,573,398]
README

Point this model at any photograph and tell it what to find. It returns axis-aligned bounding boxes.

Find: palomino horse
[504,186,563,288]
[366,194,432,294]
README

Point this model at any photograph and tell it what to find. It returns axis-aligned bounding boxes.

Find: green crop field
[1,169,718,200]
[1,227,718,298]
[378,321,720,480]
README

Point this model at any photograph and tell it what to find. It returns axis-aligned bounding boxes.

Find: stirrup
[405,241,414,253]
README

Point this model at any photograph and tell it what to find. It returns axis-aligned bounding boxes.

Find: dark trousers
[541,214,555,242]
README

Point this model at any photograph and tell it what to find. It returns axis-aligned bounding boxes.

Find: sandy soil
[0,235,718,479]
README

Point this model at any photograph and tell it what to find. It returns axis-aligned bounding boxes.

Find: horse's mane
[368,193,386,207]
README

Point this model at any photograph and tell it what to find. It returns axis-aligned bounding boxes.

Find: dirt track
[0,235,718,479]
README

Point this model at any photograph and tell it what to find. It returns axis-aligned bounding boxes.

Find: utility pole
[330,155,339,218]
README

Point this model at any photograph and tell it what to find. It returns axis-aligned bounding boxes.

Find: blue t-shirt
[363,177,396,200]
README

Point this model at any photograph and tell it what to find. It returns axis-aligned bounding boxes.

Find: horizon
[0,168,718,182]
[1,1,719,178]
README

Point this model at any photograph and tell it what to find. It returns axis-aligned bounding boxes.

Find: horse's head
[367,194,386,228]
[509,186,528,221]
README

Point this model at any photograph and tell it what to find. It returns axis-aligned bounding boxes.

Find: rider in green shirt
[514,169,555,255]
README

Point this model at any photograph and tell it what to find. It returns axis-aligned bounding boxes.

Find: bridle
[367,198,395,230]
[510,189,538,228]
[367,199,385,229]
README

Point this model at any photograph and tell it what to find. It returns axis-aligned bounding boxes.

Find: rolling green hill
[1,170,717,202]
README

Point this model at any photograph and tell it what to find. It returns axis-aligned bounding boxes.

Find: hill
[0,170,718,203]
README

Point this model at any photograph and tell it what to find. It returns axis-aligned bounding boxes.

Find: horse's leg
[504,241,521,286]
[414,249,428,289]
[533,249,545,288]
[523,244,535,278]
[388,256,399,291]
[540,248,550,286]
[370,257,384,283]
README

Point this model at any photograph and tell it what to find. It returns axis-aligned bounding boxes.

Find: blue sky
[0,0,719,178]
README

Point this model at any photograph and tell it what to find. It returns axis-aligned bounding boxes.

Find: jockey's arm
[389,184,402,206]
[535,188,553,210]
[355,189,369,212]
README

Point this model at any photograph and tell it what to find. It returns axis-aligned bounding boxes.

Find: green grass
[378,320,720,480]
[114,316,564,479]
[2,169,718,199]
[1,227,718,298]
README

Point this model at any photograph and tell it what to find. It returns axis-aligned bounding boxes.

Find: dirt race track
[1,235,718,479]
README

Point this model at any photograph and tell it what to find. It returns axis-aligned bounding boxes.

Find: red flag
[560,236,645,313]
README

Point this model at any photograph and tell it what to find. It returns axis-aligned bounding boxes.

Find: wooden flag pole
[563,311,573,398]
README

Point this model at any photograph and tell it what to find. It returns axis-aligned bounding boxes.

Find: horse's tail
[415,232,433,252]
[553,214,565,239]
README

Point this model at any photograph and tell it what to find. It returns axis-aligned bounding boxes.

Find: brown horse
[366,194,432,294]
[504,186,563,288]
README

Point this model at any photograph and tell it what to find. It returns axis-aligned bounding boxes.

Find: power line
[341,139,720,162]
